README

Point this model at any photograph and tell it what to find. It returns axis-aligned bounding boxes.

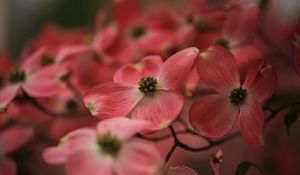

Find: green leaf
[284,104,300,135]
[236,162,264,175]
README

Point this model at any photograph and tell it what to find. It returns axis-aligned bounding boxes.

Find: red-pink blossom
[84,47,199,129]
[43,117,163,175]
[189,46,277,148]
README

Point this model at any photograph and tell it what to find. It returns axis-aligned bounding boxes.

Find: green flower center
[65,99,78,111]
[97,134,122,157]
[41,54,54,66]
[229,87,247,106]
[8,69,26,84]
[131,25,146,39]
[138,76,157,94]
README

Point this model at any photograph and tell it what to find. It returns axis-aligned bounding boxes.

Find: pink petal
[113,55,162,86]
[23,64,67,97]
[248,66,277,103]
[115,140,163,175]
[20,48,45,73]
[0,125,33,154]
[137,30,173,53]
[242,58,264,89]
[113,0,141,27]
[167,166,199,175]
[239,100,264,148]
[66,149,113,175]
[44,128,97,164]
[222,4,259,46]
[189,94,238,138]
[84,82,143,118]
[197,46,240,94]
[158,47,199,90]
[93,24,119,51]
[97,117,154,140]
[56,45,91,62]
[0,85,19,112]
[0,158,16,175]
[131,90,184,130]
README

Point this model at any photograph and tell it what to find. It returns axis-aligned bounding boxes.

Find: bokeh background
[1,0,300,175]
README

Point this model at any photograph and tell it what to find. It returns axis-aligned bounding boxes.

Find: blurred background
[1,0,300,175]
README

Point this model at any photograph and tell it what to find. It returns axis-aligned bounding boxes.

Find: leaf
[236,162,263,175]
[284,104,300,135]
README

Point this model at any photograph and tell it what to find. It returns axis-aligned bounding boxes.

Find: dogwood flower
[43,117,163,175]
[84,47,199,129]
[189,46,277,148]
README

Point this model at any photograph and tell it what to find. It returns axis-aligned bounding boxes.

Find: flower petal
[97,117,154,140]
[222,4,259,46]
[189,94,238,138]
[239,101,264,148]
[0,125,33,154]
[115,140,163,175]
[0,158,16,175]
[113,0,141,27]
[131,90,184,130]
[23,64,67,97]
[66,149,113,175]
[242,58,264,89]
[0,85,19,112]
[197,46,240,93]
[248,66,277,103]
[158,47,199,90]
[113,55,162,86]
[137,30,173,53]
[56,45,91,62]
[84,82,143,118]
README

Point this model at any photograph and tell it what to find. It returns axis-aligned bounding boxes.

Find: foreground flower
[0,49,68,112]
[189,46,277,148]
[43,117,163,175]
[84,47,199,129]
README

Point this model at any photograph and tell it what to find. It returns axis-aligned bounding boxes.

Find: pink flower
[210,149,223,175]
[189,46,277,148]
[0,49,68,112]
[84,47,199,129]
[0,125,34,175]
[43,117,163,175]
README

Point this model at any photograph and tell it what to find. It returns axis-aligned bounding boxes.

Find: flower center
[138,76,157,94]
[229,87,247,105]
[97,134,122,157]
[131,25,146,39]
[215,38,230,49]
[41,54,54,66]
[65,99,78,112]
[8,69,26,84]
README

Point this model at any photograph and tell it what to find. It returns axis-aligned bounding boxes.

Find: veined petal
[0,85,19,112]
[97,117,154,140]
[84,82,143,118]
[239,100,264,148]
[131,90,184,130]
[115,140,163,175]
[66,149,113,175]
[23,64,67,97]
[197,46,240,94]
[0,125,33,154]
[167,166,199,175]
[242,58,264,89]
[158,47,199,90]
[248,66,277,103]
[113,56,162,86]
[189,94,238,138]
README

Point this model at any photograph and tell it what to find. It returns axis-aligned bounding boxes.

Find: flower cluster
[1,0,300,174]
